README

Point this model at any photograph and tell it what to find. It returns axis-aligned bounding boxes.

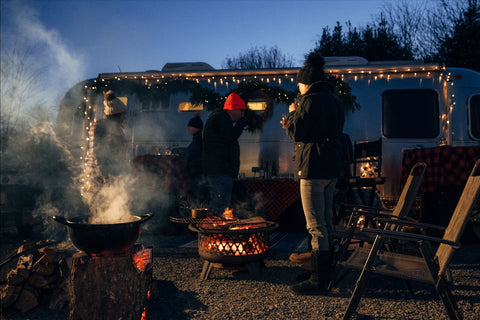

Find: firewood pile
[0,240,77,313]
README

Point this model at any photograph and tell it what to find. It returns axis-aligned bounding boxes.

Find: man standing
[203,93,248,217]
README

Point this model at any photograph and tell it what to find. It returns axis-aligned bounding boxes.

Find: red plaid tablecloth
[401,146,480,193]
[241,179,300,221]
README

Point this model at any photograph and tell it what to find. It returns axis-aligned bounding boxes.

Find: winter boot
[290,250,331,295]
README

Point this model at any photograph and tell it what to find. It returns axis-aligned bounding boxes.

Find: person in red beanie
[203,92,248,217]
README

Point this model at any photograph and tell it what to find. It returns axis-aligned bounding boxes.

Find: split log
[6,268,30,286]
[69,246,152,320]
[38,247,59,263]
[27,272,58,289]
[0,284,22,308]
[14,285,39,313]
[48,278,69,310]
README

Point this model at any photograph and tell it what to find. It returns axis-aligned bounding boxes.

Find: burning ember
[203,232,269,256]
[133,247,153,271]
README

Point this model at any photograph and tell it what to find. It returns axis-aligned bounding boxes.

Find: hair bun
[305,52,325,69]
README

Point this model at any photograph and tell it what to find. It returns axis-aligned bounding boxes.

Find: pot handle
[139,213,154,224]
[53,215,69,226]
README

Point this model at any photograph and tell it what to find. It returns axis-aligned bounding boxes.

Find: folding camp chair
[330,162,426,283]
[340,159,480,320]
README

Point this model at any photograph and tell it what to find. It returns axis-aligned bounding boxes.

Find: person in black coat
[94,90,128,181]
[281,52,345,295]
[203,93,248,217]
[185,114,206,205]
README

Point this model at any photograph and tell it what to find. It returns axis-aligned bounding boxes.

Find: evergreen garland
[81,75,358,132]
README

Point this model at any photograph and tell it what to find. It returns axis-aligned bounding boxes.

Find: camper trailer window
[469,94,480,139]
[142,95,170,111]
[178,102,204,111]
[247,101,267,111]
[382,89,439,139]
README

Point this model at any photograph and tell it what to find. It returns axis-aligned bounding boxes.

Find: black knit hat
[188,115,203,129]
[297,52,326,85]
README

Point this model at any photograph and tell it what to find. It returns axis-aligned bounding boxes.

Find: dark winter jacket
[203,109,246,178]
[186,130,203,178]
[284,81,345,179]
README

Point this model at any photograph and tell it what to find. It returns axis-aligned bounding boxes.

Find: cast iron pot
[53,213,153,254]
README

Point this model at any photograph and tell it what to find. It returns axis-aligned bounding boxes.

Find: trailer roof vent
[161,62,215,72]
[324,56,368,66]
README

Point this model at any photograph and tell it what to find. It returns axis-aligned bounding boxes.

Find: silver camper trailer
[57,58,480,206]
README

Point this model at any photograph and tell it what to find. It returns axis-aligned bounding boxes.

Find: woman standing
[281,52,345,294]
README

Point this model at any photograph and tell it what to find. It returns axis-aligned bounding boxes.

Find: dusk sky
[1,0,390,112]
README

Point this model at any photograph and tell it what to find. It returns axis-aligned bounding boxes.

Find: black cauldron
[53,213,153,254]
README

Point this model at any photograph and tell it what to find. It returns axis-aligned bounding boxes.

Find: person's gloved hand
[235,116,249,128]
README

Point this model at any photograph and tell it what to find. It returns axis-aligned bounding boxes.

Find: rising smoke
[0,2,162,239]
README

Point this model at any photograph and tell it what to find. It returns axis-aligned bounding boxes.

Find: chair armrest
[344,203,389,212]
[373,217,446,231]
[358,228,460,248]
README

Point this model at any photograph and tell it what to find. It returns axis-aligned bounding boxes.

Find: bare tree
[380,0,427,59]
[0,46,43,151]
[380,0,473,60]
[222,46,296,69]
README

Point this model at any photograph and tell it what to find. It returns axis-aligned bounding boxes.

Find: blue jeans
[206,174,234,216]
[300,178,337,251]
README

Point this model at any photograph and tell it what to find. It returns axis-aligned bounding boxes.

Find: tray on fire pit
[169,216,239,225]
[170,215,277,232]
[189,218,278,233]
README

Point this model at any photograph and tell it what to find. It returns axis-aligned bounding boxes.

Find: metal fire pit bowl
[189,221,278,279]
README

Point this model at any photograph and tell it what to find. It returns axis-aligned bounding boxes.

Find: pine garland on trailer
[76,75,359,132]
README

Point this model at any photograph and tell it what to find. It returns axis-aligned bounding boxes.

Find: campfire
[177,209,278,279]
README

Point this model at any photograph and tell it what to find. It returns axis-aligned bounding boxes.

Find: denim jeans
[300,178,337,251]
[206,174,234,216]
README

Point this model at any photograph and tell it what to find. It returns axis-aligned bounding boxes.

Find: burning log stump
[69,245,152,320]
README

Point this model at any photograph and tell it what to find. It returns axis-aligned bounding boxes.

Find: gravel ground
[1,233,480,320]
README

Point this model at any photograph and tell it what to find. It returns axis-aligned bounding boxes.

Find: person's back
[202,93,248,216]
[203,109,240,178]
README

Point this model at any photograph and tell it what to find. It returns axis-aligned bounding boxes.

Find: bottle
[271,161,277,178]
[260,160,265,179]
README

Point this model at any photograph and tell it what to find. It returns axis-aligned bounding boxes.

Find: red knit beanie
[223,93,246,110]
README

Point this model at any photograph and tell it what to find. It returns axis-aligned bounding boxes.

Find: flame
[133,248,152,271]
[360,160,377,178]
[229,223,267,230]
[222,208,234,220]
[357,215,366,228]
[140,287,151,320]
[206,234,267,256]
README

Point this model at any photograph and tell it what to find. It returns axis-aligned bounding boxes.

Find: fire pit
[188,219,278,279]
